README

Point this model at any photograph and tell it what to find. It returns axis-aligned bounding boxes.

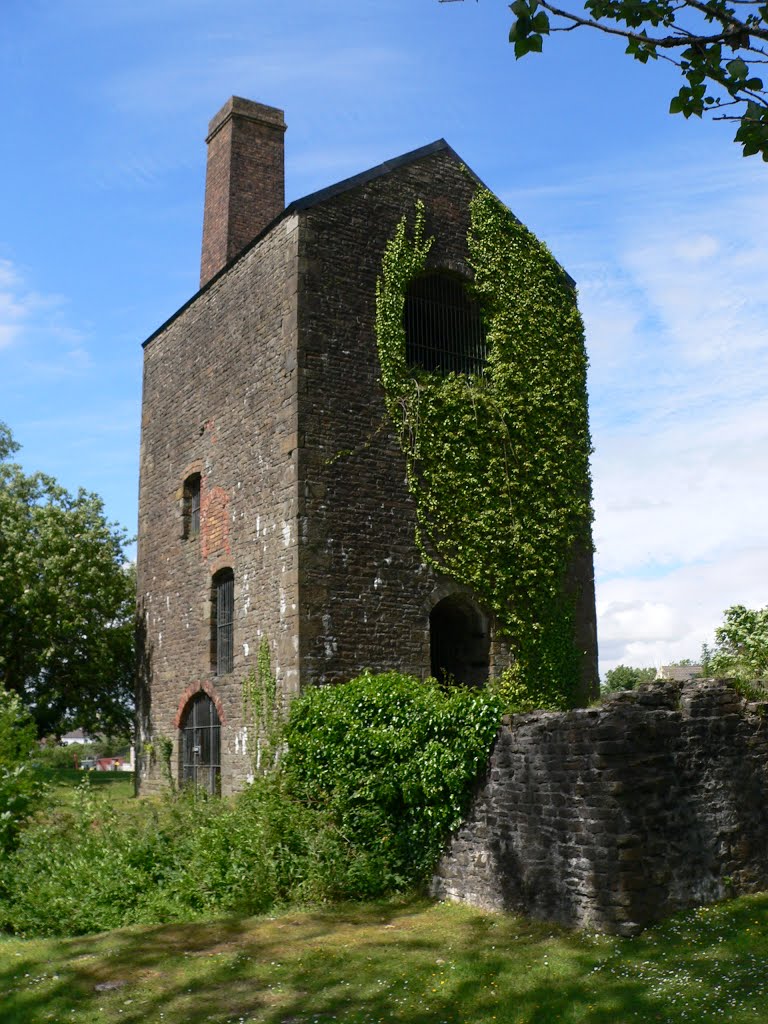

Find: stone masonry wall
[296,151,500,684]
[296,149,596,693]
[432,680,768,935]
[137,214,300,796]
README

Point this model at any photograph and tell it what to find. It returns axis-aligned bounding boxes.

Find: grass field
[37,767,135,810]
[2,893,768,1024]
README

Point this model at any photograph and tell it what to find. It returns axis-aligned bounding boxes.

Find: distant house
[59,728,98,746]
[657,665,703,682]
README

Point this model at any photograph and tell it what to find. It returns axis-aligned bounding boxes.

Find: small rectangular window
[183,474,201,539]
[190,483,200,537]
[214,570,234,675]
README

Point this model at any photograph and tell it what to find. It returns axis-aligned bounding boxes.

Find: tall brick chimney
[200,97,286,287]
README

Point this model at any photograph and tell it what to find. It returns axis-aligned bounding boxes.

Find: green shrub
[33,742,98,770]
[0,685,45,855]
[283,671,502,893]
[0,772,344,937]
[0,672,502,937]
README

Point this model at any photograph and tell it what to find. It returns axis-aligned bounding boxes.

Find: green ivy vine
[375,191,593,707]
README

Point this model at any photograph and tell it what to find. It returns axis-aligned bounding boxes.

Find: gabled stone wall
[432,680,768,935]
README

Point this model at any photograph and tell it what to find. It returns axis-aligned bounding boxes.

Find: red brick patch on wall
[201,484,231,560]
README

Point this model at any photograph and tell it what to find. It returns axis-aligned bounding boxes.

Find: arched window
[211,568,234,675]
[179,691,221,794]
[404,271,487,376]
[182,473,201,539]
[430,595,490,686]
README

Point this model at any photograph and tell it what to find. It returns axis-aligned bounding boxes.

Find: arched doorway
[179,691,221,794]
[429,595,490,686]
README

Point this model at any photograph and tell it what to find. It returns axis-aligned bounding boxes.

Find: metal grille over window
[213,569,234,675]
[183,473,201,539]
[180,692,221,794]
[404,272,487,376]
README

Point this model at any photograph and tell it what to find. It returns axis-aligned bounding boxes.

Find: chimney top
[200,97,287,288]
[206,97,286,143]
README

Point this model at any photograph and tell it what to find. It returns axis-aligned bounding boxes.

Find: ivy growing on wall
[375,191,593,707]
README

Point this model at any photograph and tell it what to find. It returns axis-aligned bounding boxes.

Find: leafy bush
[0,773,331,937]
[283,671,502,893]
[0,685,44,855]
[0,672,502,937]
[34,742,98,770]
[703,605,768,682]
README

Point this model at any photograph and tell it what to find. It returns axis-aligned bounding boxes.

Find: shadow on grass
[2,894,768,1024]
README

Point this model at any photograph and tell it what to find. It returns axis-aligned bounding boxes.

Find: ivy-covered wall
[375,189,596,707]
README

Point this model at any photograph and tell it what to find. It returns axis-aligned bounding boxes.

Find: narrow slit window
[183,473,201,539]
[404,272,487,376]
[212,568,234,675]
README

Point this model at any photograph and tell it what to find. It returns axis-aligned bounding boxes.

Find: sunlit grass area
[37,767,135,810]
[2,893,768,1024]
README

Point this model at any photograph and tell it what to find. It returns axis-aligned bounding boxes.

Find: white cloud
[0,258,87,369]
[0,259,63,351]
[513,153,768,677]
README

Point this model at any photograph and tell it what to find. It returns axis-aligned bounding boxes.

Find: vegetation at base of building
[443,0,768,161]
[242,636,285,775]
[282,671,502,891]
[0,672,501,938]
[3,894,768,1024]
[375,194,593,709]
[0,423,135,738]
[0,772,325,938]
[602,664,658,693]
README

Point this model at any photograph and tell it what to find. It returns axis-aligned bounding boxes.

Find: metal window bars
[215,570,234,676]
[404,273,487,377]
[180,692,221,795]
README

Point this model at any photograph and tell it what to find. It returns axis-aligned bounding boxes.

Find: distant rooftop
[657,665,703,682]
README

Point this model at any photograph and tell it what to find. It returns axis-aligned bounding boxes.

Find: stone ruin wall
[432,680,768,935]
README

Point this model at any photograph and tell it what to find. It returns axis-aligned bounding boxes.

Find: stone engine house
[136,97,598,795]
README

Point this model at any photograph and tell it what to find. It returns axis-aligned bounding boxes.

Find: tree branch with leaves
[439,0,768,158]
[0,423,135,737]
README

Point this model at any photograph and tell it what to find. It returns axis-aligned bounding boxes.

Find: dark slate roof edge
[143,139,482,348]
[284,138,487,212]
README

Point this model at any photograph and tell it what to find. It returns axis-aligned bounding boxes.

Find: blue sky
[2,0,767,674]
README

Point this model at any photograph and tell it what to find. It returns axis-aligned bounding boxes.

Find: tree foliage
[0,424,135,736]
[0,684,44,855]
[703,604,768,679]
[441,0,768,159]
[602,664,657,692]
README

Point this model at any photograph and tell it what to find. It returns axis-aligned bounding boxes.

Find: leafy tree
[603,664,657,692]
[440,0,768,159]
[0,684,44,854]
[0,423,135,736]
[703,604,768,679]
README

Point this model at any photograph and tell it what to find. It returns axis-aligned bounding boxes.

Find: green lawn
[2,893,767,1024]
[37,766,135,810]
